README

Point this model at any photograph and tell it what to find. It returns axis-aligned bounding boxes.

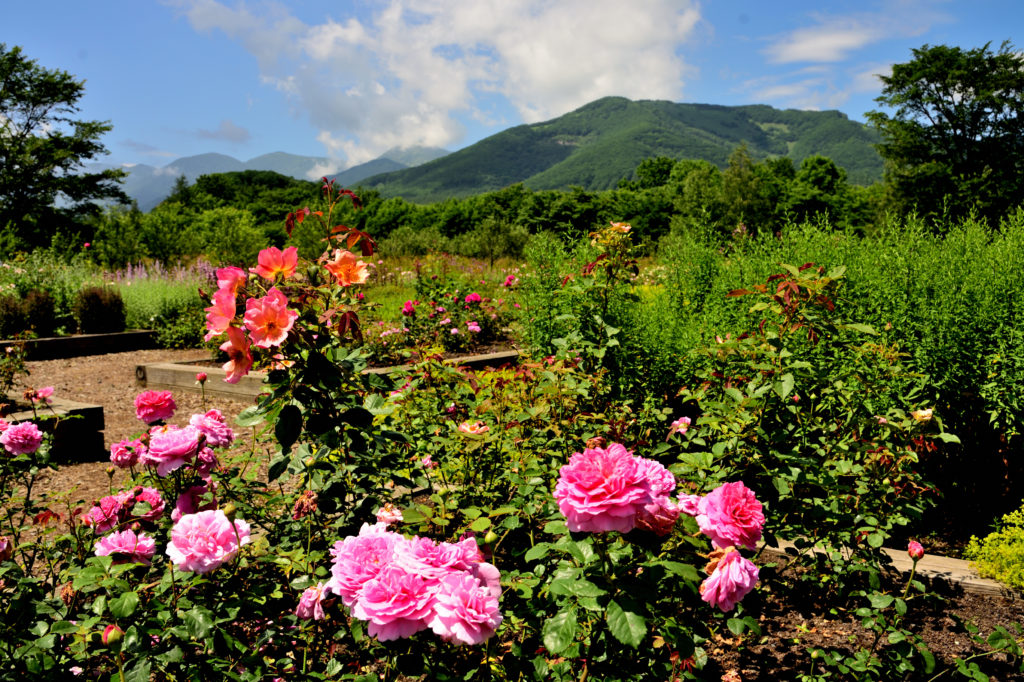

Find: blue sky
[3,1,1020,175]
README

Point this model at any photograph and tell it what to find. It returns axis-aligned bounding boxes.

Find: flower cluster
[322,523,502,646]
[554,443,679,535]
[679,481,765,612]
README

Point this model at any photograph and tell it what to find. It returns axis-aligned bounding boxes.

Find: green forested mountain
[362,97,883,203]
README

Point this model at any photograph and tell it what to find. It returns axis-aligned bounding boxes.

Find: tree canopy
[867,41,1024,223]
[0,43,125,253]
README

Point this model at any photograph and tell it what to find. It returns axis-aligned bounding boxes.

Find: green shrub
[965,504,1024,589]
[152,299,206,349]
[22,289,56,337]
[0,295,28,338]
[72,286,126,333]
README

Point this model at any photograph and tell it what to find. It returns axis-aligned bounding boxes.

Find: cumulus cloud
[196,119,252,143]
[170,0,700,168]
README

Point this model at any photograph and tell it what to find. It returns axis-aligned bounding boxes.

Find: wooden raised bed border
[1,330,157,361]
[135,350,521,399]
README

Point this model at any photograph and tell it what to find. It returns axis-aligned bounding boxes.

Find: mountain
[361,97,885,203]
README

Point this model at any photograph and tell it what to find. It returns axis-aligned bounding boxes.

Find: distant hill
[361,97,884,203]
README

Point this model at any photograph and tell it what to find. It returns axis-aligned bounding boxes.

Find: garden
[2,180,1024,681]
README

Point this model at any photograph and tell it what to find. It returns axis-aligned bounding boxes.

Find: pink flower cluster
[679,481,765,612]
[0,421,43,455]
[83,487,166,534]
[323,523,502,645]
[166,509,251,574]
[554,443,679,535]
[109,437,146,468]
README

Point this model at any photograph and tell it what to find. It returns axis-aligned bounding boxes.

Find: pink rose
[0,421,43,455]
[464,293,482,304]
[244,287,298,348]
[216,266,247,294]
[351,564,435,641]
[554,443,658,533]
[82,492,134,534]
[220,326,253,384]
[700,550,759,612]
[908,540,924,561]
[94,529,156,566]
[296,582,330,620]
[204,288,236,341]
[694,481,765,550]
[189,409,235,448]
[144,425,201,477]
[393,536,471,581]
[376,503,403,526]
[0,536,12,562]
[30,386,54,404]
[134,390,176,424]
[172,484,217,522]
[166,510,251,574]
[326,524,403,607]
[667,416,691,439]
[401,300,417,316]
[132,486,165,523]
[250,246,298,281]
[109,437,145,469]
[502,274,517,287]
[429,571,503,646]
[195,372,208,384]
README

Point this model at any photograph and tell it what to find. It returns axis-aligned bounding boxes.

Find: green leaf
[235,405,266,428]
[936,432,961,444]
[917,643,936,673]
[606,599,646,648]
[340,407,374,430]
[524,543,550,562]
[774,373,795,400]
[869,593,894,609]
[542,609,578,654]
[183,606,215,640]
[568,579,607,598]
[469,517,492,533]
[275,404,303,453]
[109,591,139,618]
[838,323,878,335]
[267,453,289,482]
[124,659,151,682]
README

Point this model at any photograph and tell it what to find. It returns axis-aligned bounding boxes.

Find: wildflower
[244,287,298,348]
[251,246,298,281]
[166,510,251,574]
[134,390,176,424]
[204,288,236,341]
[908,540,924,561]
[323,249,369,286]
[0,421,43,455]
[220,326,253,383]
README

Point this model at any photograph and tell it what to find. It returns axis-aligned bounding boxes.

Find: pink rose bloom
[110,437,145,468]
[401,300,416,316]
[429,571,503,645]
[204,288,237,341]
[0,536,13,562]
[0,421,43,455]
[393,536,470,581]
[701,550,759,612]
[908,540,925,561]
[376,503,403,526]
[464,293,482,304]
[195,446,220,479]
[134,390,176,424]
[458,421,489,435]
[421,455,436,469]
[82,491,134,534]
[250,246,298,281]
[678,493,702,516]
[195,372,208,384]
[94,529,156,565]
[667,416,691,439]
[144,425,201,477]
[220,326,253,384]
[554,443,651,533]
[632,457,680,535]
[166,510,251,574]
[466,321,481,333]
[297,582,330,620]
[244,287,298,348]
[189,409,235,448]
[454,536,485,567]
[327,524,404,607]
[0,419,8,432]
[216,266,247,294]
[502,274,517,287]
[351,564,436,641]
[172,484,217,522]
[695,481,765,550]
[133,486,166,523]
[30,386,54,404]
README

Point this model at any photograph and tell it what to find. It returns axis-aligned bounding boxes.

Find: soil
[14,350,1024,680]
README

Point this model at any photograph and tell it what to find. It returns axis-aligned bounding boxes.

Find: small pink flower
[464,293,482,304]
[701,550,759,612]
[195,372,208,384]
[94,529,156,565]
[0,421,43,455]
[466,321,481,333]
[216,266,247,294]
[376,503,403,526]
[110,437,145,468]
[458,421,489,435]
[133,486,166,523]
[450,328,459,335]
[694,482,765,550]
[244,287,298,348]
[204,288,236,341]
[166,510,251,574]
[220,327,253,384]
[30,386,54,404]
[134,390,176,424]
[401,300,417,316]
[250,246,298,281]
[908,540,924,561]
[502,274,517,287]
[876,415,888,424]
[421,455,436,469]
[296,582,330,620]
[82,492,134,534]
[172,484,217,522]
[144,425,201,477]
[667,416,691,439]
[189,409,235,448]
[429,571,503,645]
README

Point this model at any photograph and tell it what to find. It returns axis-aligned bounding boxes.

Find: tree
[867,42,1024,225]
[0,44,125,252]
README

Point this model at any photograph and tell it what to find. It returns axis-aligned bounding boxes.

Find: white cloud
[766,25,878,64]
[171,0,700,168]
[196,119,252,143]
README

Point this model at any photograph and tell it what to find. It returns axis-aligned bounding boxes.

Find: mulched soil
[13,349,1024,680]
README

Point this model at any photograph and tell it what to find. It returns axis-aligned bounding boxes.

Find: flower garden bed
[0,330,156,360]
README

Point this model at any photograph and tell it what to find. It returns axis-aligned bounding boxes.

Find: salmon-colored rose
[324,249,369,286]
